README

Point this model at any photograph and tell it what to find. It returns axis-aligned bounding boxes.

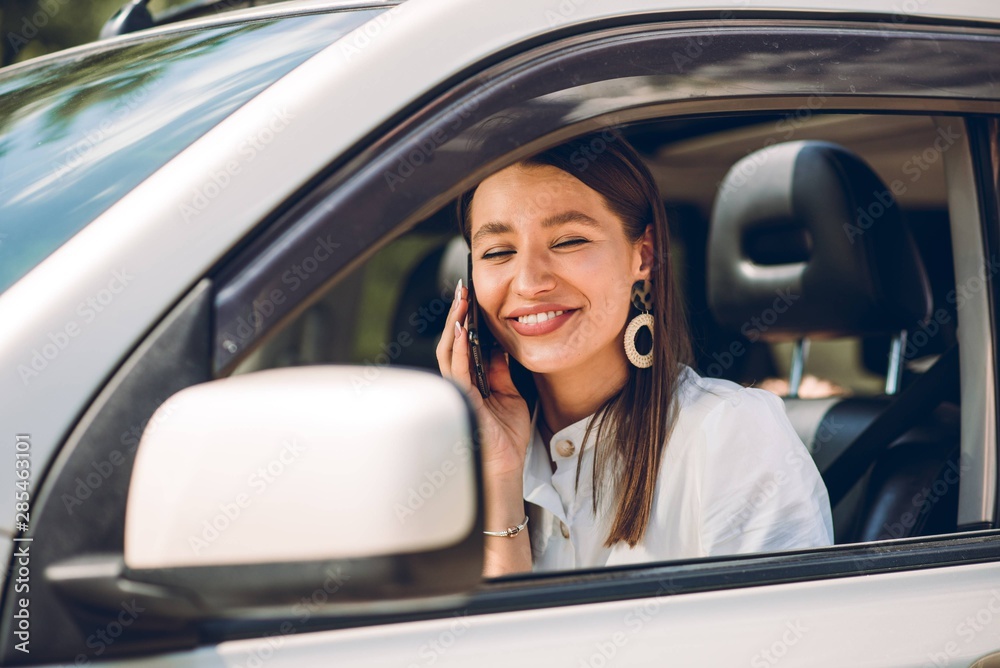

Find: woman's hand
[436,281,531,480]
[437,280,533,576]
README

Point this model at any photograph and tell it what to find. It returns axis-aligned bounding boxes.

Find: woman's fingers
[435,280,466,377]
[450,312,475,391]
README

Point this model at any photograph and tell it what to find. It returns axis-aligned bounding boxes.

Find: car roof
[5,0,995,77]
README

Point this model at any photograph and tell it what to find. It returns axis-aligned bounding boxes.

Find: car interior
[233,111,975,553]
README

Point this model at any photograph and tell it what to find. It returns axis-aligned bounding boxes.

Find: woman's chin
[510,349,582,375]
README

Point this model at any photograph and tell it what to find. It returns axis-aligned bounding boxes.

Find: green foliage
[0,0,194,68]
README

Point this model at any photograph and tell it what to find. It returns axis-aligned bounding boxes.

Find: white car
[2,0,1000,665]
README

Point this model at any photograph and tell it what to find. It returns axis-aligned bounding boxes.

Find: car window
[236,107,978,547]
[0,9,379,294]
[213,22,1000,567]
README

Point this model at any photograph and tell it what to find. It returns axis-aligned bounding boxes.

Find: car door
[5,2,1000,667]
[202,17,1000,667]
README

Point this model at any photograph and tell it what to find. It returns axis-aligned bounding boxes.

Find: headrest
[437,237,469,296]
[708,141,931,341]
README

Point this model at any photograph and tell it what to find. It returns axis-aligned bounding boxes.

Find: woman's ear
[635,224,655,279]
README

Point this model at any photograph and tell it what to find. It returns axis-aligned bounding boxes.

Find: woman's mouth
[516,310,564,325]
[507,309,577,336]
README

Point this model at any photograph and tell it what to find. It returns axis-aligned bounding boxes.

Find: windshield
[0,9,380,294]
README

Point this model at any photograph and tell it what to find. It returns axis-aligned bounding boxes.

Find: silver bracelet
[483,515,529,538]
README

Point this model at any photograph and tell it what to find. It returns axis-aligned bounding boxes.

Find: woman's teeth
[517,310,565,324]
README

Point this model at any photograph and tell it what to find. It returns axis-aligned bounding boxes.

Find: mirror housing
[88,366,483,618]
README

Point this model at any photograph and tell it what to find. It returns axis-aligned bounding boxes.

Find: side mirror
[48,367,483,621]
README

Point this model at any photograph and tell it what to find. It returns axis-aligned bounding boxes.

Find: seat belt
[823,344,961,507]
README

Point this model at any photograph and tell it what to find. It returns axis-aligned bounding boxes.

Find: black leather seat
[708,140,961,543]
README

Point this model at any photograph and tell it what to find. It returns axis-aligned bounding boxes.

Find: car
[2,0,1000,665]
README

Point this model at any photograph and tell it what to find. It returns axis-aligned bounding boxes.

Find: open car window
[234,108,981,552]
[212,19,1000,574]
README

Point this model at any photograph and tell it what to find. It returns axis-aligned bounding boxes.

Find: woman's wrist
[481,469,532,576]
[482,469,526,529]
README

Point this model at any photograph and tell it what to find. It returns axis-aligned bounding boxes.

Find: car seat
[707,140,961,543]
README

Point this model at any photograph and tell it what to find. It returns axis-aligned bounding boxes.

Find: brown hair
[457,130,693,548]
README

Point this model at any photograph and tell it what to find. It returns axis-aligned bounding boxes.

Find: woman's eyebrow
[471,221,513,246]
[541,210,601,229]
[471,211,600,245]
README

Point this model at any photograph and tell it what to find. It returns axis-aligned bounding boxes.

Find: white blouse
[523,365,834,571]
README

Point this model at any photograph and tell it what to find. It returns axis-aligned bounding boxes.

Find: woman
[437,131,833,576]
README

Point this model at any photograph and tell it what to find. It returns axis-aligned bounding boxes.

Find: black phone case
[467,253,491,398]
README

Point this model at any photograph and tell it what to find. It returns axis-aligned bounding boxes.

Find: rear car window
[0,9,380,294]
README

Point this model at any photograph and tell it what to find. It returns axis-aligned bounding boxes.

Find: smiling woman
[437,132,834,575]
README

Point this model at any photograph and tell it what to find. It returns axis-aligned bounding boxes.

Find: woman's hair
[456,130,693,548]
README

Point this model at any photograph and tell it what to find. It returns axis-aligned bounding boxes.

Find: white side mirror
[109,366,482,614]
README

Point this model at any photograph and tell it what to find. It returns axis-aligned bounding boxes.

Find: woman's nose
[510,246,557,297]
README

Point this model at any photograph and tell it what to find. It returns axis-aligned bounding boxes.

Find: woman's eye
[482,249,514,260]
[555,238,589,248]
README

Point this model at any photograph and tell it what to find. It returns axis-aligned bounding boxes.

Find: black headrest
[708,141,931,341]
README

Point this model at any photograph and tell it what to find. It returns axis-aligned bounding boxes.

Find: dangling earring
[624,279,654,369]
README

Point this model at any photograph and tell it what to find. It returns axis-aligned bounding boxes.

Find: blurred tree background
[0,1,203,68]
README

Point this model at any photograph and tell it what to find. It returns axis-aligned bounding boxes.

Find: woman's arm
[436,281,533,577]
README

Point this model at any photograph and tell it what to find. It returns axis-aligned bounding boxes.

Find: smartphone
[466,252,492,398]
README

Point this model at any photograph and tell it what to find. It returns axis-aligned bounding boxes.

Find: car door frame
[207,11,1000,638]
[213,17,1000,530]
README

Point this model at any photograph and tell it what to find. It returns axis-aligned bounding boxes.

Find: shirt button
[560,521,571,539]
[555,439,575,457]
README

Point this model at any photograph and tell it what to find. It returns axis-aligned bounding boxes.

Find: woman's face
[468,162,652,376]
